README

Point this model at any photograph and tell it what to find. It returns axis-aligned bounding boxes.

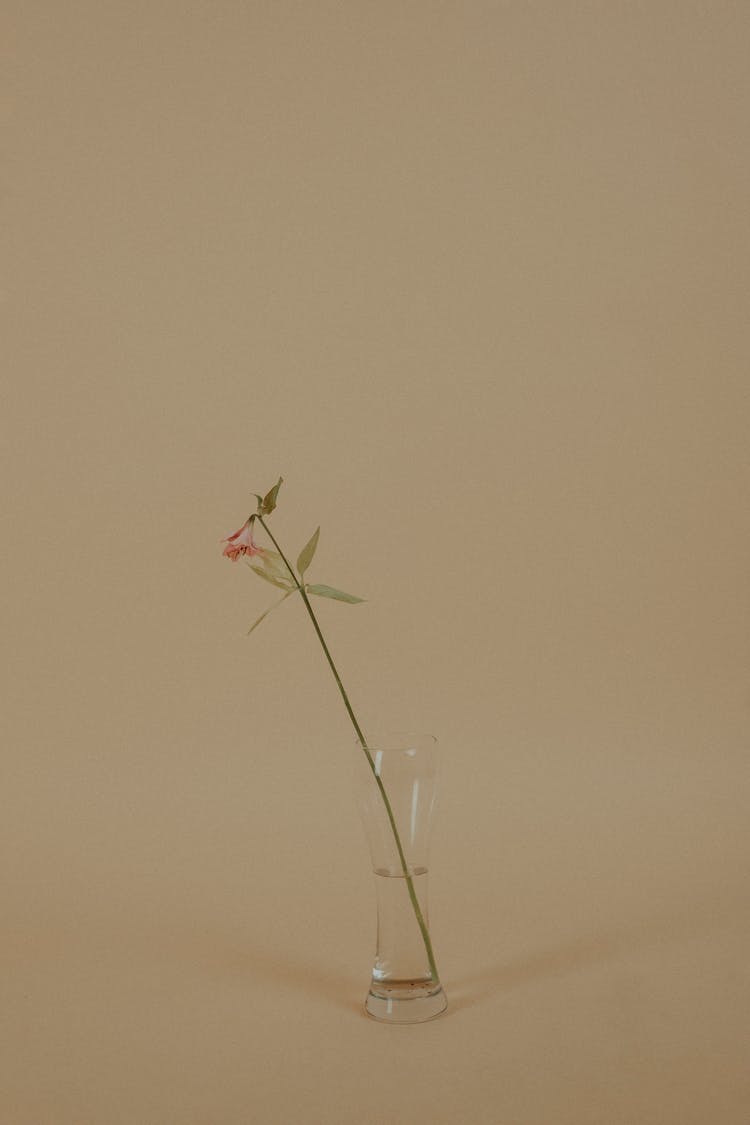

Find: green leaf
[264,549,297,586]
[306,583,365,604]
[246,550,296,591]
[261,476,283,515]
[248,563,293,591]
[297,527,320,577]
[247,589,294,636]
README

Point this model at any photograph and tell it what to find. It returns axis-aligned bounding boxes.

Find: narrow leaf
[261,476,283,515]
[246,549,296,590]
[306,583,365,604]
[247,590,294,636]
[297,526,320,577]
[248,563,294,591]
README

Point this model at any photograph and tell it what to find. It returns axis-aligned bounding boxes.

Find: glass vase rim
[354,729,438,752]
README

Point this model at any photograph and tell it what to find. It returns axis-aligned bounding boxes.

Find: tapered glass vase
[353,732,448,1024]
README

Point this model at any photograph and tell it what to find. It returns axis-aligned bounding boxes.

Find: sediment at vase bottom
[366,866,448,1022]
[371,867,433,982]
[369,977,442,1000]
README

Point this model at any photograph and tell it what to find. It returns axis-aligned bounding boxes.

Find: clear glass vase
[353,731,448,1023]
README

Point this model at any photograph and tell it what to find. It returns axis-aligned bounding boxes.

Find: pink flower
[221,517,265,562]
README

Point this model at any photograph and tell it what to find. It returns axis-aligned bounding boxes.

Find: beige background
[3,2,749,1122]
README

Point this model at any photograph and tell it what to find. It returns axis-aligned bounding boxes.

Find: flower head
[221,517,265,562]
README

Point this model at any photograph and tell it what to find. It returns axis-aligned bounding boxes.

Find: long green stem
[257,515,440,985]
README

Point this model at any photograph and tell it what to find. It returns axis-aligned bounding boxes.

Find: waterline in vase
[354,736,448,1024]
[366,865,447,1021]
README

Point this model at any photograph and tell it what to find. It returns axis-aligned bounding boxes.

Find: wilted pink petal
[221,517,265,562]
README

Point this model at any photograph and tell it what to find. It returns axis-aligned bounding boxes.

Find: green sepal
[297,527,320,577]
[261,477,283,515]
[306,583,365,604]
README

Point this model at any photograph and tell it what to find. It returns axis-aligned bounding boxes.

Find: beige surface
[3,3,749,1122]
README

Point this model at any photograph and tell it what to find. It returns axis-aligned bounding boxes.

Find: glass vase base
[365,982,448,1024]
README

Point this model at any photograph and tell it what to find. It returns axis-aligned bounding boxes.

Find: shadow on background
[137,889,748,1021]
[446,892,748,1015]
[170,932,363,1015]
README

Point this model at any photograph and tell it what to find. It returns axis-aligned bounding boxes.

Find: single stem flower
[221,516,265,562]
[221,479,441,989]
